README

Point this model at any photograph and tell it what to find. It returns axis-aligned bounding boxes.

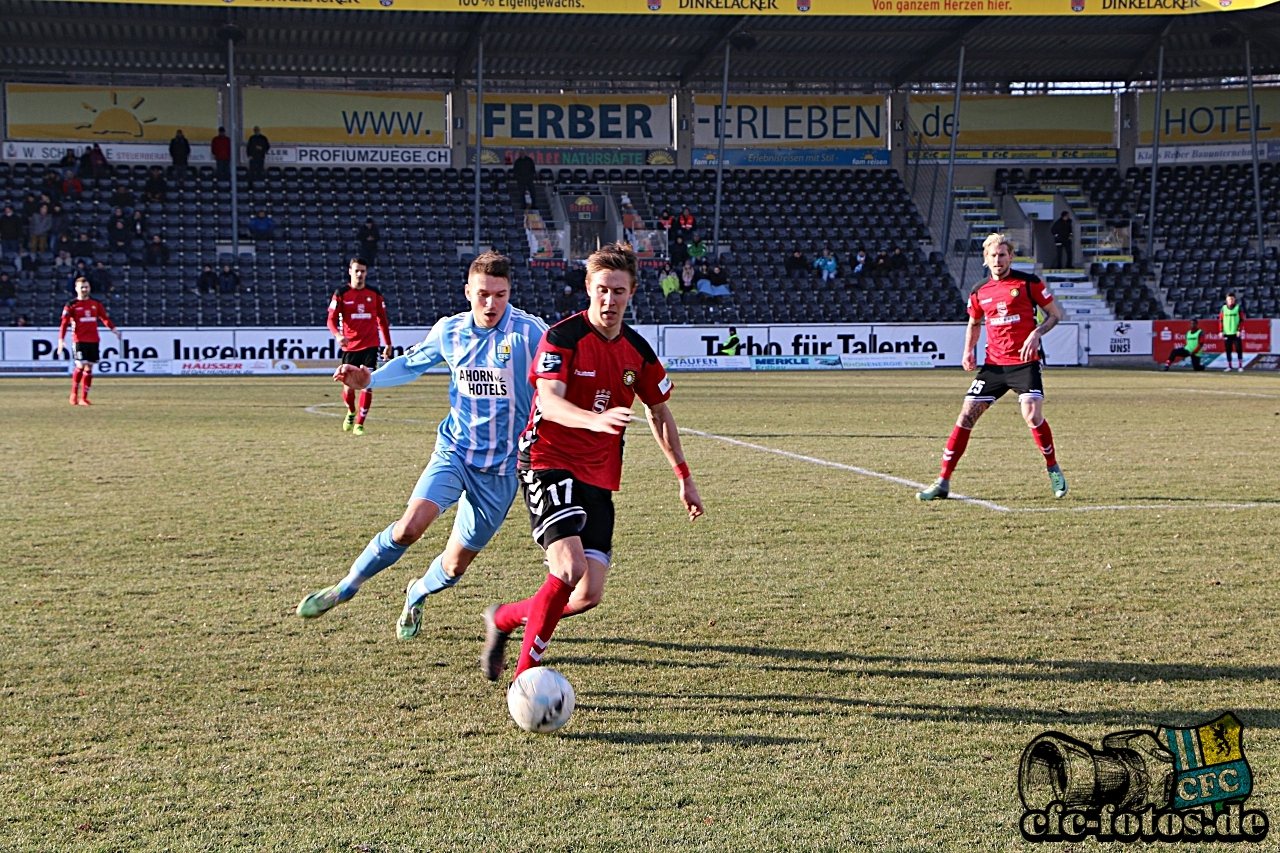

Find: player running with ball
[298,252,547,639]
[480,243,705,683]
[918,233,1068,501]
[58,275,121,406]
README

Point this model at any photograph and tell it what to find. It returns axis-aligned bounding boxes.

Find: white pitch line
[1170,388,1280,399]
[1015,502,1278,513]
[679,428,1013,512]
[304,403,430,424]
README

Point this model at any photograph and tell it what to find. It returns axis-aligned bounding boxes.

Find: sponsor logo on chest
[455,366,510,399]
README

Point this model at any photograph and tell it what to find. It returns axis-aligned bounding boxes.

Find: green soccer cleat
[916,478,950,501]
[397,583,423,641]
[296,585,344,618]
[1048,465,1068,499]
[342,412,356,432]
[352,423,366,436]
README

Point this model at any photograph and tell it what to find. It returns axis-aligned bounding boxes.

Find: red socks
[70,366,83,400]
[1031,419,1057,468]
[512,574,574,679]
[940,425,971,479]
[493,596,587,634]
[81,370,92,401]
[342,387,356,414]
[357,389,372,425]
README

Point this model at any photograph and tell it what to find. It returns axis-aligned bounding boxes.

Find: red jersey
[59,298,115,344]
[968,270,1053,366]
[327,285,390,352]
[519,312,671,492]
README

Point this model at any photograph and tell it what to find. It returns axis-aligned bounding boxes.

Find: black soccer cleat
[480,603,509,682]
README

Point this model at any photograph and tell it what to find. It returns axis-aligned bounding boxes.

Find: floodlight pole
[711,40,731,259]
[473,35,484,256]
[1145,40,1165,261]
[937,43,964,263]
[1246,39,1266,254]
[226,34,239,260]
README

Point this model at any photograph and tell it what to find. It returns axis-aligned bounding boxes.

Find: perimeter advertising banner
[693,95,886,148]
[1139,87,1280,145]
[241,89,448,146]
[907,94,1116,149]
[43,0,1280,15]
[468,94,672,148]
[5,83,220,143]
[1152,319,1271,363]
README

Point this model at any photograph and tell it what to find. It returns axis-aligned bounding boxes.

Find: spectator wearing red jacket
[678,207,696,240]
[212,127,232,182]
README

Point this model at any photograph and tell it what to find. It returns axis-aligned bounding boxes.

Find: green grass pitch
[3,368,1280,851]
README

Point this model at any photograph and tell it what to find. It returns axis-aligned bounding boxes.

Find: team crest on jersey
[1010,288,1020,298]
[497,343,511,363]
[622,369,637,386]
[592,390,612,413]
[997,301,1009,316]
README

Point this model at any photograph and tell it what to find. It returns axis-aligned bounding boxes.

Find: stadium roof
[5,1,1280,88]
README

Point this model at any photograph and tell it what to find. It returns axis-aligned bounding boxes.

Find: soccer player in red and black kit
[328,257,392,436]
[57,275,121,406]
[918,233,1068,501]
[480,243,705,682]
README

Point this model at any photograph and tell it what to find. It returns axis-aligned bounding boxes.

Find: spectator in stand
[197,263,219,295]
[218,263,240,294]
[659,209,674,236]
[785,249,809,280]
[170,129,191,181]
[58,149,79,170]
[130,209,147,239]
[15,314,29,327]
[13,247,37,277]
[109,207,127,232]
[212,127,232,182]
[88,144,108,178]
[512,150,537,209]
[144,233,169,267]
[248,210,276,240]
[246,126,271,186]
[48,203,69,247]
[42,170,63,203]
[144,167,168,203]
[0,206,24,258]
[53,234,74,268]
[659,262,681,298]
[1051,211,1073,269]
[77,147,95,179]
[688,234,708,262]
[61,170,83,200]
[28,204,52,253]
[813,248,838,282]
[111,185,135,210]
[109,220,131,255]
[680,260,696,293]
[554,284,578,320]
[890,246,909,271]
[695,263,732,303]
[564,260,586,293]
[678,207,696,240]
[852,249,868,276]
[873,250,890,275]
[670,235,689,267]
[91,260,116,299]
[71,231,96,261]
[357,218,380,264]
[0,271,15,310]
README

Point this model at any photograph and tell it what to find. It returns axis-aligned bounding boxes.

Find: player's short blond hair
[586,242,638,287]
[983,233,1015,256]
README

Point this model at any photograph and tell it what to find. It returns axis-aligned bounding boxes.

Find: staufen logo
[1019,713,1268,843]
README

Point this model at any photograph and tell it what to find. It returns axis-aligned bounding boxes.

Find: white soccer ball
[507,667,575,734]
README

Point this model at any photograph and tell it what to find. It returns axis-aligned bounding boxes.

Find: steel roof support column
[937,43,964,263]
[1246,38,1266,256]
[226,34,239,260]
[711,39,731,260]
[473,34,484,256]
[1145,40,1165,262]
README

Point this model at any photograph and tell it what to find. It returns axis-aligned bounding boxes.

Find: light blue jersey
[367,304,546,476]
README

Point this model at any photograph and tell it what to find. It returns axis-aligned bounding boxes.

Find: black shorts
[521,467,615,563]
[965,362,1044,403]
[1224,334,1243,354]
[340,347,380,369]
[74,342,100,364]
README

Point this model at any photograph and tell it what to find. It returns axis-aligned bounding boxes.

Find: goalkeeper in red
[58,275,121,406]
[327,257,392,436]
[480,243,705,683]
[918,233,1068,501]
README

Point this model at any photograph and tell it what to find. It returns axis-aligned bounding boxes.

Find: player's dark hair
[74,275,90,285]
[586,242,638,286]
[469,250,511,281]
[1226,291,1235,298]
[349,257,368,268]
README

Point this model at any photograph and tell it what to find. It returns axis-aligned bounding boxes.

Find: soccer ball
[507,667,575,734]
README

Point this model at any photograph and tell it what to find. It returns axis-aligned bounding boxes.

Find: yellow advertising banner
[241,89,448,145]
[693,94,885,147]
[5,83,219,142]
[907,94,1116,148]
[468,94,672,147]
[46,0,1279,16]
[1139,87,1280,144]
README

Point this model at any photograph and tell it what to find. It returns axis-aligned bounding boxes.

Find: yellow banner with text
[907,94,1116,148]
[693,94,886,147]
[1139,88,1280,144]
[241,89,448,146]
[5,83,219,142]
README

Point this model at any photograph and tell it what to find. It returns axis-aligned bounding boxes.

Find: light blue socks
[336,523,408,600]
[406,553,461,606]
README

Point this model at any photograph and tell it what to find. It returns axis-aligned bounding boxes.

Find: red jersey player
[918,233,1068,501]
[57,275,120,406]
[481,242,705,683]
[327,257,392,436]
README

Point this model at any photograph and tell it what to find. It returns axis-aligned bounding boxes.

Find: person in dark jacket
[246,126,271,185]
[784,249,809,280]
[0,205,24,258]
[512,150,536,209]
[109,220,131,254]
[144,167,168,203]
[144,234,169,267]
[1051,211,1074,269]
[169,129,192,181]
[110,185,135,209]
[218,264,240,294]
[357,218,380,264]
[197,263,219,295]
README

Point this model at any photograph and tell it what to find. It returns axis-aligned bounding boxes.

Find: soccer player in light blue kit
[296,251,547,639]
